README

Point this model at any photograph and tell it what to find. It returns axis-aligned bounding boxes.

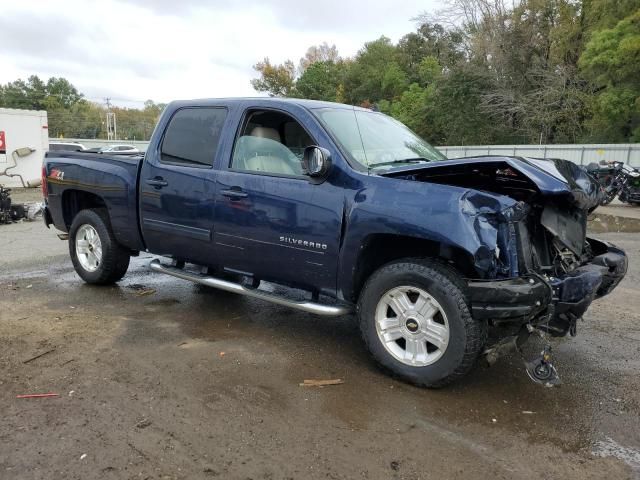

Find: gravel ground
[1,201,639,479]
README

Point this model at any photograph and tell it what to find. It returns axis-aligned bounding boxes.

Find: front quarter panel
[338,174,520,300]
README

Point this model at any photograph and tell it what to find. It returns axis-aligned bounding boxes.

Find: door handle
[146,177,168,189]
[221,188,248,199]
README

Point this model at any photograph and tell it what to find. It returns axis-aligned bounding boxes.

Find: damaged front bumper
[468,238,628,335]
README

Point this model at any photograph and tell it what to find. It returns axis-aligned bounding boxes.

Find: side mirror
[302,146,331,180]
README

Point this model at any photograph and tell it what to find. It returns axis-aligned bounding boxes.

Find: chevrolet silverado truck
[42,98,627,387]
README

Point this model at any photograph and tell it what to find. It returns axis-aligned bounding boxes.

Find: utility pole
[105,97,117,141]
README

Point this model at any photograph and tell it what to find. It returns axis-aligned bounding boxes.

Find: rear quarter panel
[44,152,144,251]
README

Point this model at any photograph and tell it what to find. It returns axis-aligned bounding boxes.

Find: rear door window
[161,107,227,167]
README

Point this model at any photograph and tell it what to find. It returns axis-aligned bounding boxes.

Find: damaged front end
[469,235,626,386]
[384,156,629,385]
[469,215,627,338]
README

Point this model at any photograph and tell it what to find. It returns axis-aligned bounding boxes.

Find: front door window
[230,110,315,176]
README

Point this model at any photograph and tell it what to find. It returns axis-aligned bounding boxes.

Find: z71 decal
[49,168,65,180]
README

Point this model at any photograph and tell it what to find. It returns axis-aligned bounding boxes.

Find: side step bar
[149,259,353,317]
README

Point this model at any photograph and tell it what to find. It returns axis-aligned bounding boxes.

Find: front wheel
[358,259,486,388]
[69,209,130,284]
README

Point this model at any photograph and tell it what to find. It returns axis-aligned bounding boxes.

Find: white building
[0,108,49,188]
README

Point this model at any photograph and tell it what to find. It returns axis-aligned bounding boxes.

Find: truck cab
[138,100,346,295]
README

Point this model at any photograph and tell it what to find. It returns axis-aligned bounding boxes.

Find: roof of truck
[172,97,371,112]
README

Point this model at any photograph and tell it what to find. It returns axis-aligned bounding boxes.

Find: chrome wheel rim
[75,224,102,272]
[375,286,450,366]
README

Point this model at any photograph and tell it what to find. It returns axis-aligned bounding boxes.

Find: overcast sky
[0,0,442,108]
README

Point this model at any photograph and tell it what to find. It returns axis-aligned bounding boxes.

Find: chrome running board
[149,259,353,317]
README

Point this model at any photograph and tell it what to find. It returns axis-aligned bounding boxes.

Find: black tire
[358,258,486,388]
[69,209,130,284]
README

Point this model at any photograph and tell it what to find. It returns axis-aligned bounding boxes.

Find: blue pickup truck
[42,98,627,387]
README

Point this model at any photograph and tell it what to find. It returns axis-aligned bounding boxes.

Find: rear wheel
[358,259,486,388]
[69,209,130,284]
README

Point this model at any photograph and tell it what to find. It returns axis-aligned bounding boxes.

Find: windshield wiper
[371,157,430,168]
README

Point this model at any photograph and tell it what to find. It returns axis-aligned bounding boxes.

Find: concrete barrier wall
[54,139,640,168]
[50,138,150,150]
[439,144,640,167]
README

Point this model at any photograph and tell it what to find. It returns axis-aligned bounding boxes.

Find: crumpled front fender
[338,176,527,302]
[460,191,528,278]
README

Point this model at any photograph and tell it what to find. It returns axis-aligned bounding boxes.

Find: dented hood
[508,156,602,210]
[384,155,603,211]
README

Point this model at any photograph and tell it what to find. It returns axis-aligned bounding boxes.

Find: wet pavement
[1,218,640,479]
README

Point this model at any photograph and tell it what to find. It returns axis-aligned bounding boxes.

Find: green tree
[396,33,432,83]
[249,1,639,145]
[417,56,441,87]
[430,66,508,145]
[387,83,433,137]
[298,43,340,74]
[250,58,296,97]
[342,37,407,104]
[580,9,640,140]
[294,61,347,101]
[583,0,640,31]
[0,75,48,110]
[0,76,168,140]
[45,77,84,109]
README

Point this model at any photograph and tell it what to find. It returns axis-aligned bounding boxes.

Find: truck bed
[44,151,145,251]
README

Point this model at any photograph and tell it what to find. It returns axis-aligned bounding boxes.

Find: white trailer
[0,108,49,188]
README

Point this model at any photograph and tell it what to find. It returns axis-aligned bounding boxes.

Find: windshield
[313,107,446,170]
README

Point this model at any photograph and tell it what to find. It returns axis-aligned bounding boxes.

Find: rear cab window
[161,107,227,167]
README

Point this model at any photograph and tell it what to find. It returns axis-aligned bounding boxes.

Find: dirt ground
[1,190,640,479]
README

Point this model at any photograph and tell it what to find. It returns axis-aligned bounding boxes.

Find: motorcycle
[585,160,640,206]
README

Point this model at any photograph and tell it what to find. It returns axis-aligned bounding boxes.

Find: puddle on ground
[7,254,638,456]
[592,436,640,473]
